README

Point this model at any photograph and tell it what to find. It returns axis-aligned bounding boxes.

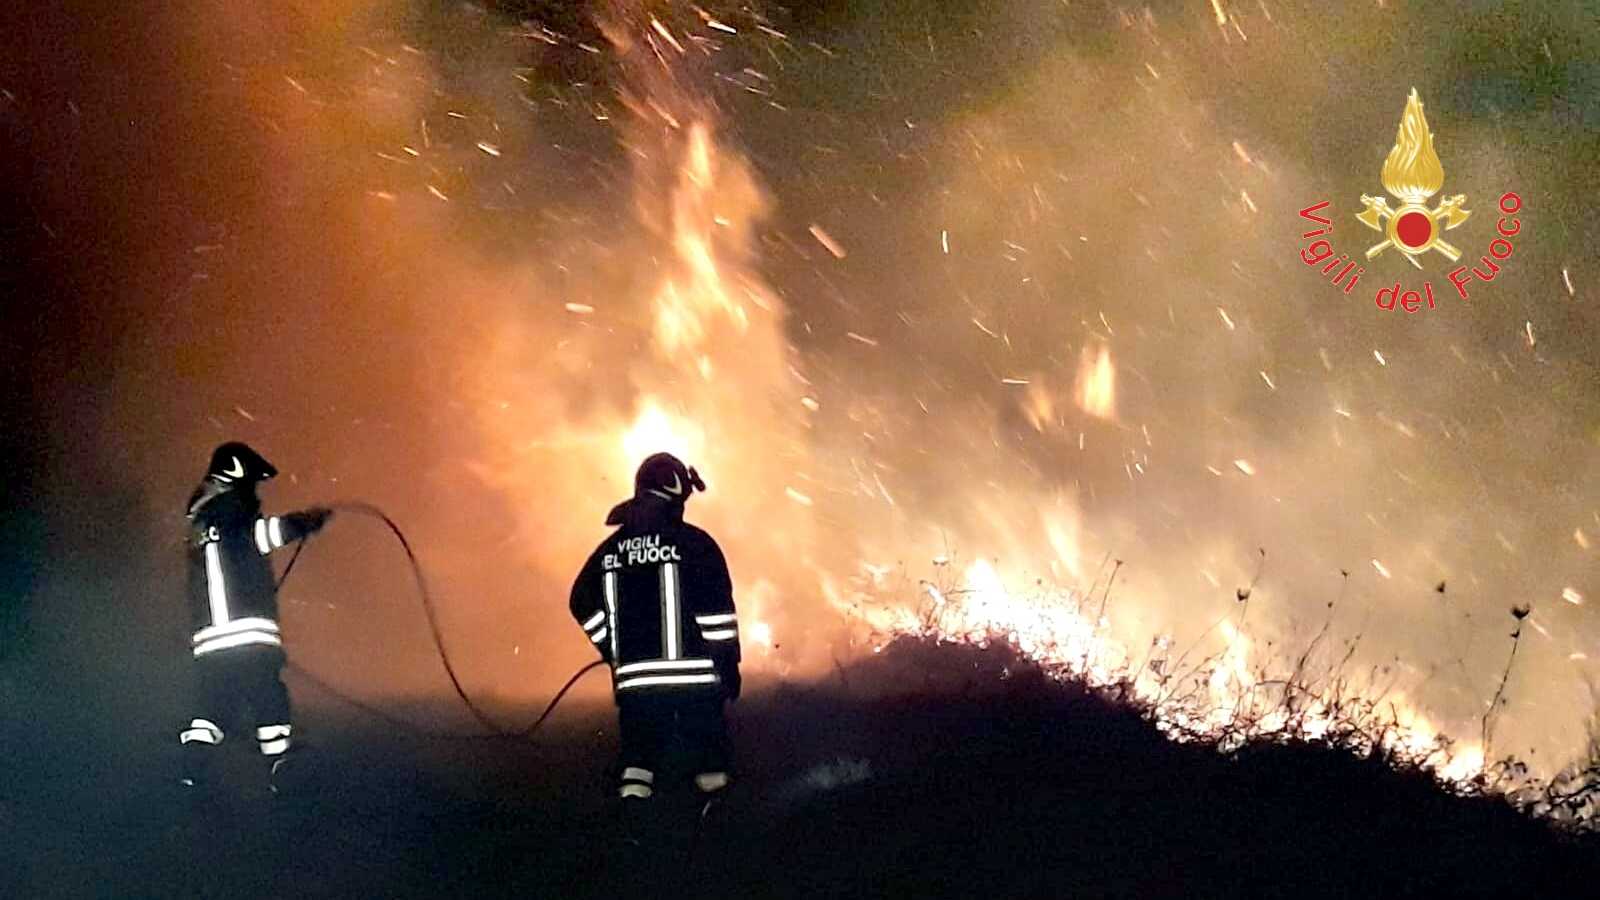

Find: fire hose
[275,502,606,741]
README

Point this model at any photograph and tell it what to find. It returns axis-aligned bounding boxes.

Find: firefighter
[570,452,742,812]
[177,442,331,793]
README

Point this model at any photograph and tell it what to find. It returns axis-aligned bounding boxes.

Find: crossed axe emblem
[1355,193,1471,270]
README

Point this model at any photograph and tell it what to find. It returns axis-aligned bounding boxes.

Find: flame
[652,123,754,366]
[621,400,704,467]
[748,620,774,648]
[1022,380,1055,432]
[1075,345,1116,419]
[469,8,822,675]
[1043,511,1083,583]
[1380,88,1445,203]
[468,13,1493,792]
[846,549,1485,785]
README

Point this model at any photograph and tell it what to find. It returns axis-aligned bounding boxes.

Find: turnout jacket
[570,498,741,697]
[186,488,320,658]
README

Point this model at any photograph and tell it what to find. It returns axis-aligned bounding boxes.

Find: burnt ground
[3,638,1596,899]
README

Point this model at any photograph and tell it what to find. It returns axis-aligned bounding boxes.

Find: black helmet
[205,441,278,485]
[633,452,705,502]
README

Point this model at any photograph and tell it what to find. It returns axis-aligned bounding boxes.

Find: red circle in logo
[1396,211,1432,248]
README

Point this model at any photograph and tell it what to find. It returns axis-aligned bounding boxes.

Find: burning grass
[840,555,1600,834]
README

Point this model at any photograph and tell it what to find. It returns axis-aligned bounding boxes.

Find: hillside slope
[3,638,1594,898]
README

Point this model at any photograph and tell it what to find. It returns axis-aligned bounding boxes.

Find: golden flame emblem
[1356,88,1471,269]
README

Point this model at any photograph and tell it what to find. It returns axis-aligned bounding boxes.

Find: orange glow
[1022,380,1055,432]
[1075,345,1116,419]
[652,123,752,361]
[458,8,1495,790]
[841,552,1485,783]
[621,400,704,469]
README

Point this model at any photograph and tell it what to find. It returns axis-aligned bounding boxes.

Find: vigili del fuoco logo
[1298,88,1524,313]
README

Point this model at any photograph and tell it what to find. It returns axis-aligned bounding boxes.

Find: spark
[1259,370,1276,391]
[941,230,949,254]
[564,303,594,314]
[1371,559,1392,579]
[1333,406,1352,418]
[809,224,847,258]
[233,406,256,422]
[874,472,896,507]
[1563,267,1575,297]
[476,141,501,157]
[650,17,686,54]
[1563,588,1584,606]
[1240,190,1257,213]
[1210,0,1228,25]
[1217,307,1235,330]
[1232,140,1252,164]
[785,487,814,506]
[1525,321,1536,349]
[1233,459,1255,476]
[845,332,879,347]
[427,185,449,201]
[971,318,998,338]
[1001,377,1030,385]
[1374,349,1387,366]
[800,397,820,412]
[1577,528,1591,550]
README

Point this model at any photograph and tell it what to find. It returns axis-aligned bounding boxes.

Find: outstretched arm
[252,508,333,555]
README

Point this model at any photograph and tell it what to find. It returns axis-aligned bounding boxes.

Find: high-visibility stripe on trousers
[620,766,655,799]
[256,724,292,756]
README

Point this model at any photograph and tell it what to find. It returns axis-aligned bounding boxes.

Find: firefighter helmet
[634,452,705,502]
[206,441,278,485]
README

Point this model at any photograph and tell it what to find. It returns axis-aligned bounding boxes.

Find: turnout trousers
[178,645,294,783]
[617,692,732,799]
